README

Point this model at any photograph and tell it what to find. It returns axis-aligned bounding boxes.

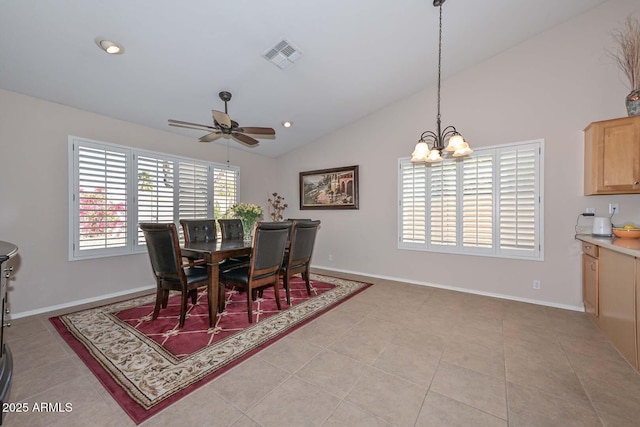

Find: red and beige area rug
[50,274,371,424]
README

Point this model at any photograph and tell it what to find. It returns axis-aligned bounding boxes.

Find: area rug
[50,274,371,424]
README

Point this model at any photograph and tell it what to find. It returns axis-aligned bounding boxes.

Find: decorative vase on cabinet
[584,115,640,195]
[627,89,640,116]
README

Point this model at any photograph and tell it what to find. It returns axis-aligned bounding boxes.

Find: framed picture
[299,165,359,210]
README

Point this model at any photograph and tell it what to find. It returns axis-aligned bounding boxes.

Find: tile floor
[3,270,640,426]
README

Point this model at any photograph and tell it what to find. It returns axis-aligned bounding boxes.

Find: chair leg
[283,274,291,305]
[273,278,282,311]
[190,289,198,304]
[218,282,226,313]
[304,268,312,295]
[152,286,163,320]
[179,292,188,328]
[161,289,170,308]
[246,286,253,323]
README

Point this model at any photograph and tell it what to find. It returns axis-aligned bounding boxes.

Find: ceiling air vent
[263,39,302,70]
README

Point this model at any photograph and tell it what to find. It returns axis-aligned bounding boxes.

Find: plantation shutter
[178,161,210,220]
[398,139,542,260]
[429,161,457,246]
[212,166,239,218]
[498,144,539,257]
[399,161,427,244]
[136,155,175,245]
[462,154,493,249]
[75,144,128,253]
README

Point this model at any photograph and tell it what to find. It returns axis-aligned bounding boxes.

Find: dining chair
[180,219,216,243]
[219,221,291,323]
[280,220,321,305]
[139,222,210,328]
[218,218,244,240]
[179,219,216,267]
[218,218,251,269]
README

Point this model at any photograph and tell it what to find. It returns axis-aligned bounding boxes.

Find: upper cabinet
[584,116,640,195]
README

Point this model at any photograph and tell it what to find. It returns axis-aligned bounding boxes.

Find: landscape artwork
[299,165,359,210]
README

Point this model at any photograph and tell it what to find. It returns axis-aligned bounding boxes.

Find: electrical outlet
[609,203,619,214]
[585,208,595,214]
[532,280,541,290]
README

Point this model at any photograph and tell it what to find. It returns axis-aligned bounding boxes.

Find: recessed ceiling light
[95,38,124,55]
[282,121,293,128]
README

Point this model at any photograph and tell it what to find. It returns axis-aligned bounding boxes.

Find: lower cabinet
[598,248,637,369]
[581,243,599,319]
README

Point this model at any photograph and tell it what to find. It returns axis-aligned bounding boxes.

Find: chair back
[288,220,321,268]
[180,219,216,243]
[218,218,244,240]
[139,223,184,283]
[251,221,291,278]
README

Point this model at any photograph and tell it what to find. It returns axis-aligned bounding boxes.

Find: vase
[626,89,640,116]
[241,219,256,242]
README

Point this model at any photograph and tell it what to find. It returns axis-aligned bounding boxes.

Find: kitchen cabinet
[584,115,640,195]
[598,247,636,368]
[637,258,640,370]
[581,242,599,319]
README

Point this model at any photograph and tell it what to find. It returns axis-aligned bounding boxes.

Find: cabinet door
[584,116,640,195]
[582,253,598,318]
[599,248,636,368]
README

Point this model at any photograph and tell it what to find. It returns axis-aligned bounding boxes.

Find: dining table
[181,239,252,327]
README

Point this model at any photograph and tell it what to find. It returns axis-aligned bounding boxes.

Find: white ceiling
[0,0,607,157]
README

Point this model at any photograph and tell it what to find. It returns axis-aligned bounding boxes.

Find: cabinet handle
[584,245,591,250]
[591,262,596,271]
[634,181,639,185]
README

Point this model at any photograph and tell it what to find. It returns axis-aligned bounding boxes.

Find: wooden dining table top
[181,239,252,261]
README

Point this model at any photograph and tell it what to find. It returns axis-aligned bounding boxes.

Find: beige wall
[276,0,640,309]
[0,90,278,315]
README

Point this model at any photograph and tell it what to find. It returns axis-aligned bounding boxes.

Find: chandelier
[411,0,472,163]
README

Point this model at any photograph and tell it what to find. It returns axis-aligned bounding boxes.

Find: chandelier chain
[437,2,443,122]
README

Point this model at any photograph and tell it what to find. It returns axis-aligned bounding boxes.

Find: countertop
[576,234,640,258]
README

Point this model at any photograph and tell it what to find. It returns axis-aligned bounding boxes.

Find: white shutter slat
[429,162,456,246]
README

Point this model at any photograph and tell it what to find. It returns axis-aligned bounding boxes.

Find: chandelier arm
[441,126,459,139]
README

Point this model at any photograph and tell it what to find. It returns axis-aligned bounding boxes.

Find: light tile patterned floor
[4,270,640,426]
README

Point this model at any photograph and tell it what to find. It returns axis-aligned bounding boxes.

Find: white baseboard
[12,284,155,319]
[311,264,585,312]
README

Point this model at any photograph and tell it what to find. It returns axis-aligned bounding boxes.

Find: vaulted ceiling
[0,0,607,157]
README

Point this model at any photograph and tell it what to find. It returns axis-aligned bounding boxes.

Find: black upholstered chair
[280,220,321,305]
[180,219,216,243]
[139,222,210,328]
[219,221,291,323]
[218,218,251,269]
[218,218,244,240]
[179,219,216,267]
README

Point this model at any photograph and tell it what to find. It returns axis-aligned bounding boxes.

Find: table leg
[207,260,220,328]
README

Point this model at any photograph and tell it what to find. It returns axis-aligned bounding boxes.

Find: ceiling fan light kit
[411,0,472,163]
[168,91,276,147]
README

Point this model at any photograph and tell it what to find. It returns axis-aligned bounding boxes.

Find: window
[69,136,240,260]
[398,139,543,260]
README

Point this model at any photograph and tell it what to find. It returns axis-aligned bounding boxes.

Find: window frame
[68,136,240,261]
[398,139,544,261]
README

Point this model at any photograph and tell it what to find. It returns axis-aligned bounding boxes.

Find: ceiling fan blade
[198,132,223,143]
[231,132,259,147]
[236,127,276,136]
[168,119,218,131]
[212,110,232,129]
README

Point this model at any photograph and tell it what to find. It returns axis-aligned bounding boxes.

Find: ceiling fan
[168,91,276,147]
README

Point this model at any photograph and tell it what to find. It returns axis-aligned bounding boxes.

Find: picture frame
[299,165,359,210]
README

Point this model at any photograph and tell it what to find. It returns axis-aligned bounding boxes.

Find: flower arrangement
[267,192,288,221]
[230,203,263,234]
